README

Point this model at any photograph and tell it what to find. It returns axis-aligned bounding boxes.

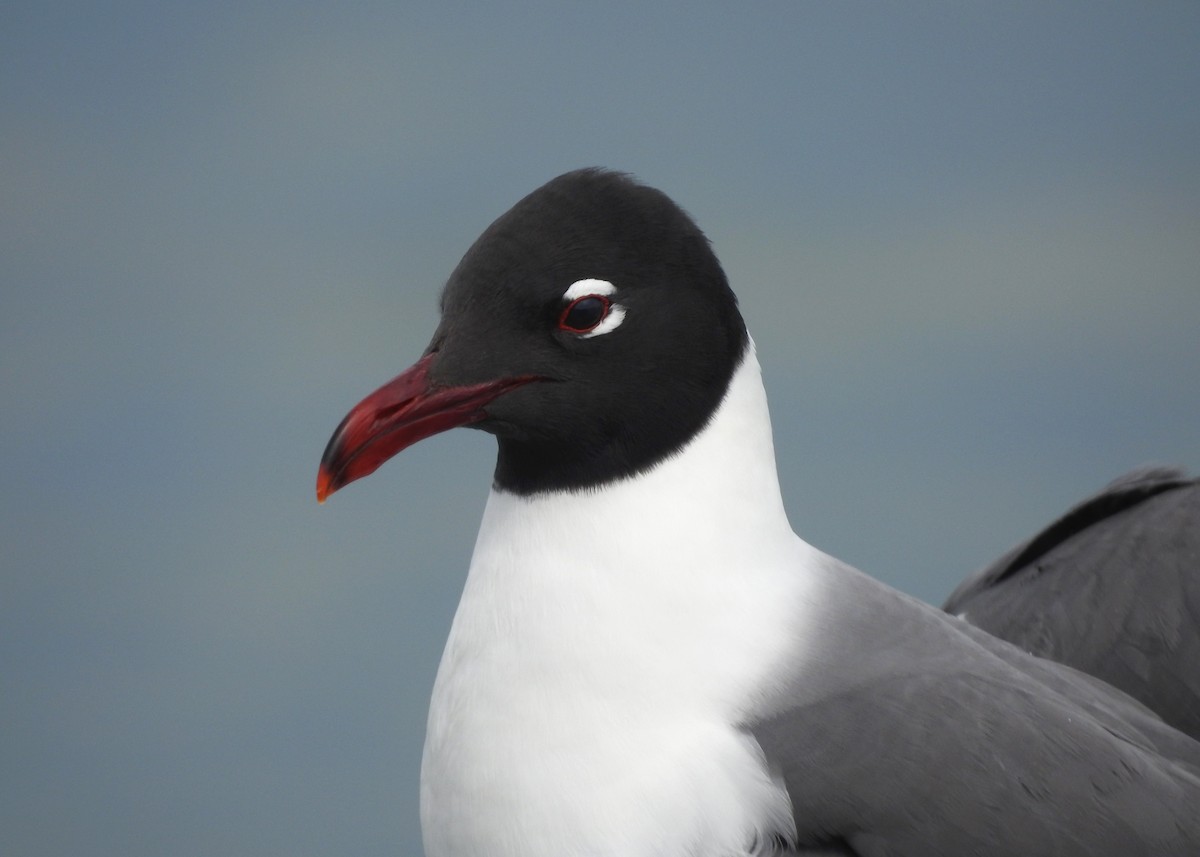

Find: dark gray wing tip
[943,465,1195,612]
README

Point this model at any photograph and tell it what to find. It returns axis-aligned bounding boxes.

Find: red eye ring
[558,294,612,333]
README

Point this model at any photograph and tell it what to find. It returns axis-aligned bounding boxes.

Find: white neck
[420,345,824,857]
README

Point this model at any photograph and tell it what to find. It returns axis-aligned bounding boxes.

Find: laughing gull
[317,169,1200,856]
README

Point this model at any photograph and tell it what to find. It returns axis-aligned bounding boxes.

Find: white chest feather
[420,350,823,857]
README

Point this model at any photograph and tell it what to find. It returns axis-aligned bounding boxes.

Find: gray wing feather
[747,558,1200,856]
[754,665,1200,856]
[944,467,1200,740]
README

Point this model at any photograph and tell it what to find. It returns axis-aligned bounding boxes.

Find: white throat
[420,344,823,857]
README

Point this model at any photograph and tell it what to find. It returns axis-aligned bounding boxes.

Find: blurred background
[3,3,1198,855]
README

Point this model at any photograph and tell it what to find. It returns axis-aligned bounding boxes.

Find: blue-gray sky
[3,4,1198,855]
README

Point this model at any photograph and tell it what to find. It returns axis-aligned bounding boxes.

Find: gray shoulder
[943,466,1200,739]
[743,559,1200,856]
[747,649,1200,855]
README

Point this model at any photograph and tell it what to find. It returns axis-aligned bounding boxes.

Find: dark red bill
[317,353,540,502]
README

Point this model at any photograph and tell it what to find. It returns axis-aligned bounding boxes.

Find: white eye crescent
[560,279,626,338]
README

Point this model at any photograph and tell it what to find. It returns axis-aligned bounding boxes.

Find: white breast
[420,347,825,857]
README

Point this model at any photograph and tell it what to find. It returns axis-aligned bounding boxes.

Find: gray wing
[746,562,1200,857]
[944,466,1200,740]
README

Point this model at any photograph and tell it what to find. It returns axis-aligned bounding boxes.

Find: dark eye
[558,295,611,333]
